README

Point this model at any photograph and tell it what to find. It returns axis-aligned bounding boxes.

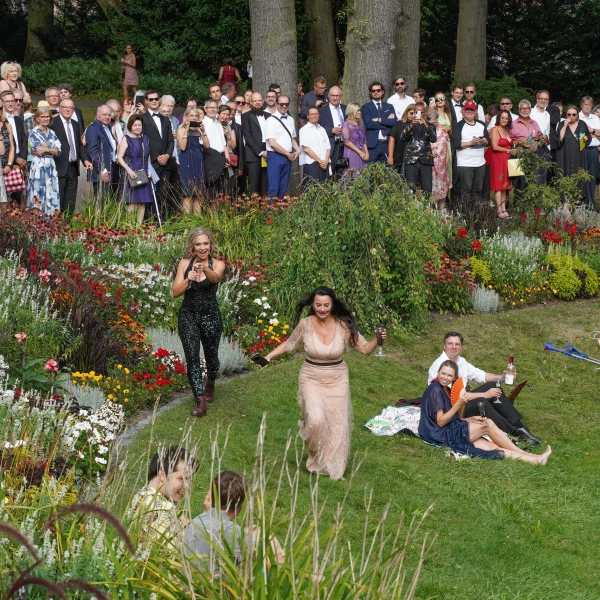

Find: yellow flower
[89,371,95,376]
[117,364,123,369]
[123,389,129,394]
[257,319,263,324]
[512,302,516,305]
[124,398,129,403]
[108,394,114,399]
[268,326,273,332]
[124,368,130,374]
[116,385,121,389]
[284,324,289,328]
[272,320,279,327]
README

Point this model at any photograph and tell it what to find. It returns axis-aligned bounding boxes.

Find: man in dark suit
[318,85,346,179]
[141,89,178,216]
[361,81,397,163]
[50,99,92,213]
[0,91,27,203]
[242,92,269,196]
[58,84,85,130]
[86,105,116,199]
[300,76,329,120]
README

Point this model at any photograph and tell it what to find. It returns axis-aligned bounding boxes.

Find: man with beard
[242,92,269,196]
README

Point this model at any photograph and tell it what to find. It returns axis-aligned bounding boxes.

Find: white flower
[242,280,250,286]
[263,303,271,309]
[95,457,107,465]
[248,276,256,281]
[261,296,267,301]
[253,298,262,305]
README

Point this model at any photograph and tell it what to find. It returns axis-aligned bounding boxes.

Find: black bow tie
[455,104,462,107]
[280,115,288,119]
[152,113,160,118]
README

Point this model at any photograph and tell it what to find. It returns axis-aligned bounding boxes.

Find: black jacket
[241,111,266,163]
[141,111,175,173]
[50,116,88,177]
[318,103,347,150]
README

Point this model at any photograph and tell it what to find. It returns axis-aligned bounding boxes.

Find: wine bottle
[505,355,515,385]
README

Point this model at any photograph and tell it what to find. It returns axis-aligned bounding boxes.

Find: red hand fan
[450,377,464,406]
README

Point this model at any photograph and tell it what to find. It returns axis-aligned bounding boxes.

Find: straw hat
[36,100,50,109]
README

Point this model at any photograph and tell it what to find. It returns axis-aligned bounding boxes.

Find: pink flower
[15,332,27,343]
[17,268,26,280]
[39,269,51,283]
[44,359,59,372]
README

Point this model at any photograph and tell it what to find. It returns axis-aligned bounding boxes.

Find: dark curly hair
[294,286,359,347]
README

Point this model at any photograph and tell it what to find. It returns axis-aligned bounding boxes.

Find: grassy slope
[124,300,600,599]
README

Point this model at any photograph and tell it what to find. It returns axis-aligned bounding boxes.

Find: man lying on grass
[428,331,540,446]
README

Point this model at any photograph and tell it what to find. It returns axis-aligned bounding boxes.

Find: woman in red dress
[218,58,242,93]
[487,110,516,219]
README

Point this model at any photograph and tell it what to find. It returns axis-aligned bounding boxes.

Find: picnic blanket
[364,405,421,437]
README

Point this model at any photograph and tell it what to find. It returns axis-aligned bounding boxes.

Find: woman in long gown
[341,103,369,179]
[177,107,210,214]
[263,287,386,480]
[419,360,552,464]
[427,109,451,209]
[117,114,153,223]
[27,107,61,215]
[556,105,592,203]
[487,109,515,219]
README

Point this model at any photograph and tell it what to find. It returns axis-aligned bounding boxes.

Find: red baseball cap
[463,100,477,111]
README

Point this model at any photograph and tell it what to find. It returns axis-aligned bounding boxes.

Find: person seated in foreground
[428,331,540,446]
[129,445,196,546]
[419,360,552,464]
[183,471,247,571]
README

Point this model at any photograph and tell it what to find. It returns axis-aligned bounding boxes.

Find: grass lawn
[122,300,600,599]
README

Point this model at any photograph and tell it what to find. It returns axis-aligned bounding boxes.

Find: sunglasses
[236,100,244,104]
[567,112,578,116]
[465,90,476,94]
[278,102,290,107]
[500,102,511,106]
[14,99,23,103]
[147,97,160,102]
[371,89,383,93]
[395,82,406,86]
[435,97,445,102]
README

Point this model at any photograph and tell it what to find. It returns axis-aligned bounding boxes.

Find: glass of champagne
[478,401,486,422]
[375,326,385,357]
[493,379,502,404]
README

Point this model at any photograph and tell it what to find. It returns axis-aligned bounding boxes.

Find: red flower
[456,227,468,239]
[521,212,527,222]
[471,240,482,252]
[535,208,541,218]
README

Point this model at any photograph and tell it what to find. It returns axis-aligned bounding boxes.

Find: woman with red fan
[418,360,552,464]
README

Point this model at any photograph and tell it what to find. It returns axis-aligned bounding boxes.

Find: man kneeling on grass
[427,331,541,446]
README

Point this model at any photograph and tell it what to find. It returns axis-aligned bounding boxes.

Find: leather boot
[190,394,207,418]
[204,379,215,404]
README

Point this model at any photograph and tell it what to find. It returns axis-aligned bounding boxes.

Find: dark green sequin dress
[177,257,222,397]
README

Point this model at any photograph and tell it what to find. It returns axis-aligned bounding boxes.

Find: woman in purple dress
[341,103,369,179]
[117,114,153,224]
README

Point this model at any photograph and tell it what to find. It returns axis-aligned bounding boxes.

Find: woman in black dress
[418,360,552,464]
[556,105,592,203]
[172,228,225,417]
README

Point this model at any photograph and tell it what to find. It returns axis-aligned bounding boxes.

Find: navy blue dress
[418,381,504,459]
[123,134,153,204]
[179,130,206,196]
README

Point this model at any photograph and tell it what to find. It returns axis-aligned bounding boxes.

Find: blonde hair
[33,107,53,127]
[1,61,22,80]
[0,100,5,122]
[184,227,218,258]
[401,104,416,122]
[345,102,361,120]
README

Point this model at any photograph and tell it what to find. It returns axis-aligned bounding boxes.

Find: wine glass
[478,401,486,420]
[493,379,502,404]
[375,327,385,357]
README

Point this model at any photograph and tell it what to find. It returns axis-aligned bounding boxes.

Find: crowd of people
[2,53,598,216]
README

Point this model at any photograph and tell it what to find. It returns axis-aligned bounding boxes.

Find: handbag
[129,169,149,187]
[4,167,26,192]
[507,158,524,177]
[335,157,349,169]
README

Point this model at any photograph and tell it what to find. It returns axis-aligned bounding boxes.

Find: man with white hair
[160,95,180,165]
[45,87,60,115]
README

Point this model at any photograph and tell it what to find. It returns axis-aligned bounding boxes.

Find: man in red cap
[450,100,490,203]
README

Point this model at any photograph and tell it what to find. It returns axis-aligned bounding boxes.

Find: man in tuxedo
[86,105,116,199]
[0,91,27,202]
[318,86,346,180]
[50,99,92,213]
[141,89,178,216]
[361,81,397,163]
[228,100,245,195]
[57,83,85,129]
[242,92,269,196]
[449,84,465,203]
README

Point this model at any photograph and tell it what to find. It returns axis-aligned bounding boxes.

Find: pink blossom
[15,332,27,343]
[43,359,59,372]
[17,267,26,280]
[39,269,51,282]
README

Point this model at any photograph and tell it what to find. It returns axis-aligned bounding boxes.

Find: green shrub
[549,267,581,300]
[469,256,493,285]
[425,254,474,315]
[266,165,446,331]
[139,73,215,105]
[472,75,533,109]
[22,58,122,96]
[583,265,599,297]
[578,250,600,276]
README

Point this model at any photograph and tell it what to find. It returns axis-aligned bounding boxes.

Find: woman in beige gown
[264,287,386,480]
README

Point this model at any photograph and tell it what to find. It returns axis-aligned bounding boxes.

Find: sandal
[497,211,510,220]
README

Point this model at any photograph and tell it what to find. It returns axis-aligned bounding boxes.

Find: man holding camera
[318,86,346,180]
[300,76,329,121]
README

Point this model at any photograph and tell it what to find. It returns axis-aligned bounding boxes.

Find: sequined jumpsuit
[177,257,222,397]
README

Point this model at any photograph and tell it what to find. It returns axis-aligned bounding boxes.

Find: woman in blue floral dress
[27,107,61,214]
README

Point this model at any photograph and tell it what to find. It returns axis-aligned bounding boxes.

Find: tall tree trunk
[305,0,339,86]
[343,0,400,106]
[393,0,421,93]
[24,0,54,65]
[454,0,487,84]
[249,0,299,190]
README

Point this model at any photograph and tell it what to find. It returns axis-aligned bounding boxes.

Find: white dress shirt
[579,111,600,147]
[372,100,389,140]
[203,116,227,153]
[265,112,296,153]
[428,352,487,386]
[387,94,413,121]
[299,122,330,165]
[60,115,77,161]
[6,114,19,155]
[148,111,162,138]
